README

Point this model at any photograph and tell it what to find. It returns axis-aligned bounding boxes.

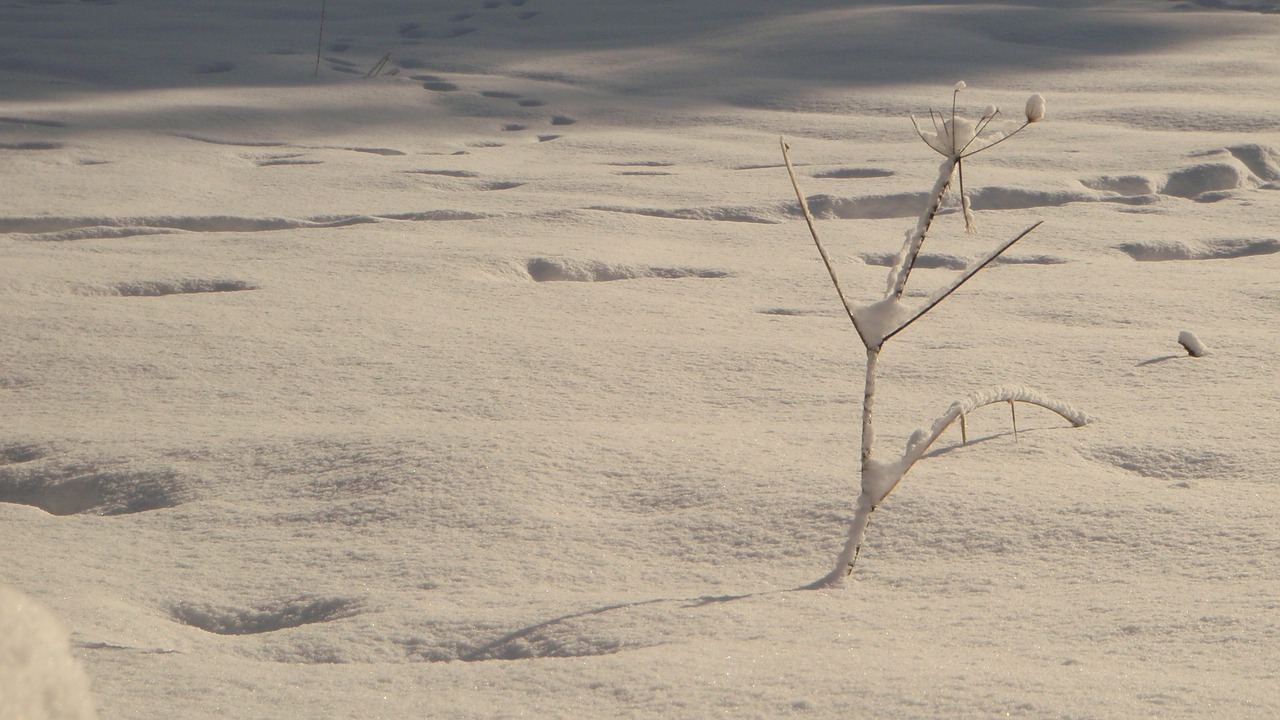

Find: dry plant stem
[314,0,328,77]
[1010,400,1019,441]
[780,138,871,346]
[887,160,954,300]
[806,345,881,589]
[881,221,1043,345]
[365,52,391,79]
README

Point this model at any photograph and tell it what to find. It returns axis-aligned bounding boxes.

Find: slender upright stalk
[314,0,328,77]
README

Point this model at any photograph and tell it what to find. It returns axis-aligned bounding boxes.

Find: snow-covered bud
[955,80,967,91]
[1025,93,1045,123]
[982,104,999,120]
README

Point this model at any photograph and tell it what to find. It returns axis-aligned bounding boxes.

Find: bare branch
[881,220,1043,344]
[780,137,871,348]
[961,120,1031,159]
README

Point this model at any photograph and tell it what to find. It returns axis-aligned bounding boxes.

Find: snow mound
[1160,160,1254,199]
[967,185,1095,211]
[0,586,98,720]
[1225,144,1280,181]
[526,257,731,282]
[1079,174,1159,196]
[1115,237,1280,261]
[803,192,928,220]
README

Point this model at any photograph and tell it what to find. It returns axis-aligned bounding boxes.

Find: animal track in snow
[175,134,287,148]
[1114,237,1280,261]
[0,116,66,128]
[478,181,524,190]
[405,169,479,178]
[550,115,576,126]
[329,146,405,156]
[0,373,36,389]
[526,257,731,282]
[0,462,191,516]
[74,279,258,297]
[251,153,322,167]
[607,161,673,168]
[171,596,362,635]
[1,211,491,241]
[402,170,524,191]
[813,167,895,179]
[0,443,49,466]
[1082,445,1244,481]
[0,141,63,150]
[590,204,780,224]
[757,308,828,317]
[859,252,1069,269]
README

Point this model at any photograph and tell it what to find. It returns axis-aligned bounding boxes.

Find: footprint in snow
[0,458,192,516]
[171,596,362,635]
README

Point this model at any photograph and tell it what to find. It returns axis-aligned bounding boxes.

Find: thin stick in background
[314,0,328,77]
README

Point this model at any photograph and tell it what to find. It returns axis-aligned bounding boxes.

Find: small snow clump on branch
[1026,93,1046,123]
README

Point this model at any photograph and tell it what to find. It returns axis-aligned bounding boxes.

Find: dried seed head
[1025,93,1046,123]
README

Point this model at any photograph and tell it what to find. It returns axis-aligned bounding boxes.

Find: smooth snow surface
[2,1,1279,718]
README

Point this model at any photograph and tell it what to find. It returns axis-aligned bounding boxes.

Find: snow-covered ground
[2,1,1278,717]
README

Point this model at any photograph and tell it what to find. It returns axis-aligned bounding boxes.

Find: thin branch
[960,121,1031,159]
[1010,399,1019,441]
[869,386,1093,506]
[910,115,933,149]
[965,108,1001,150]
[364,52,391,79]
[887,161,954,300]
[780,137,871,348]
[881,220,1043,344]
[314,0,328,77]
[959,157,974,234]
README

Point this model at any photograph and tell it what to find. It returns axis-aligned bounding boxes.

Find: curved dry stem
[877,386,1091,504]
